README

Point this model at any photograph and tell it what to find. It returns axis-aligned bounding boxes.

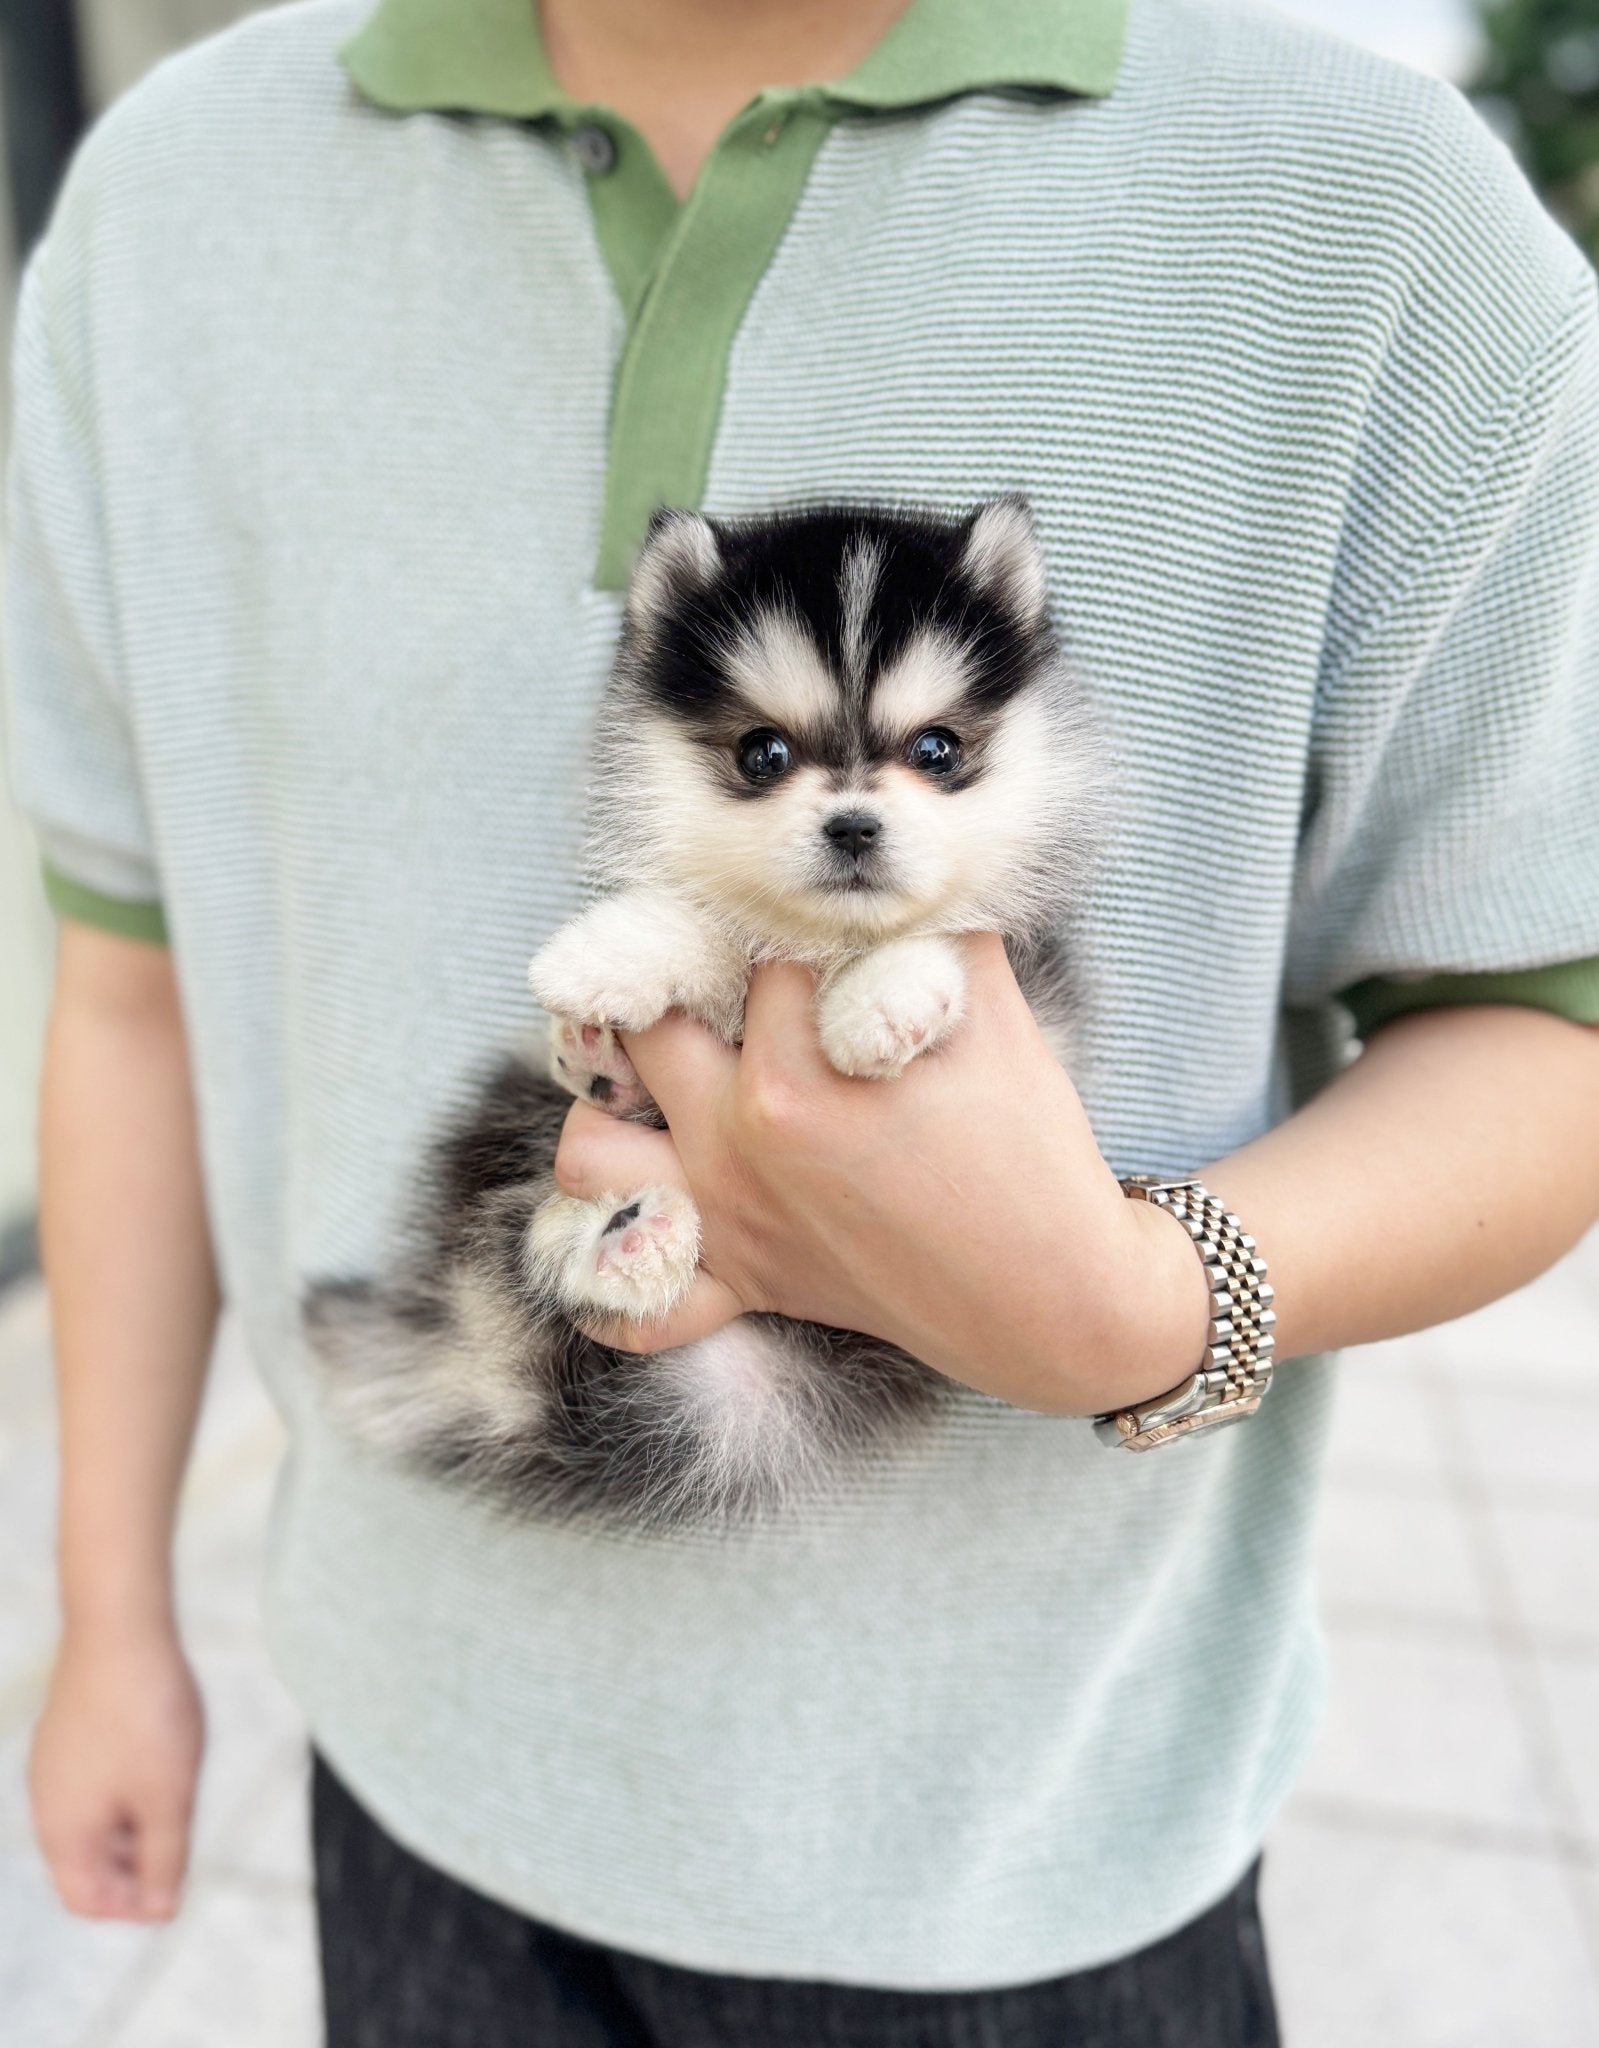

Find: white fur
[644,1323,827,1516]
[525,1183,701,1321]
[817,936,967,1078]
[867,625,972,740]
[721,609,838,732]
[626,511,722,630]
[960,497,1049,625]
[839,536,883,687]
[320,1259,548,1456]
[529,887,749,1041]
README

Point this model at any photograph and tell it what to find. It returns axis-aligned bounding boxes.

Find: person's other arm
[28,921,217,1921]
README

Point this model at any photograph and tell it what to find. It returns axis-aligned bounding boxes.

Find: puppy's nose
[823,811,882,859]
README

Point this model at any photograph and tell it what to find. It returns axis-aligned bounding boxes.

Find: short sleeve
[1284,267,1599,1011]
[2,245,168,943]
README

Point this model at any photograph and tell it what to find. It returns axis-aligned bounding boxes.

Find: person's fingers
[134,1803,191,1921]
[740,958,830,1086]
[46,1811,139,1919]
[959,928,1026,1006]
[579,1269,745,1355]
[554,1099,687,1202]
[617,1009,738,1128]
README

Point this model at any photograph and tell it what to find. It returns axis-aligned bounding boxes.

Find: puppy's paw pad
[589,1187,700,1318]
[549,1017,651,1117]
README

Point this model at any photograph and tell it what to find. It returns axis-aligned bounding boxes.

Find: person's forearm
[41,926,219,1636]
[1202,1004,1599,1362]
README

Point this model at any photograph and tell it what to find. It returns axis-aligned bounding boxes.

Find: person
[9,0,1599,2041]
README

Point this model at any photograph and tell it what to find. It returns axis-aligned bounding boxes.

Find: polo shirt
[5,0,1599,1988]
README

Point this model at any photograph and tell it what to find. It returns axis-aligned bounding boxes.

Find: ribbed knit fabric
[6,0,1599,1990]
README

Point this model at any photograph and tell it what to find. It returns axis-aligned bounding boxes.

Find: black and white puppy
[306,499,1099,1528]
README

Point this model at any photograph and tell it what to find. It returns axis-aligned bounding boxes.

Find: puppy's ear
[957,496,1049,628]
[626,509,723,631]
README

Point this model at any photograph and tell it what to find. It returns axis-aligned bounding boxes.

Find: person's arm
[550,937,1599,1415]
[28,920,218,1922]
[1201,999,1599,1359]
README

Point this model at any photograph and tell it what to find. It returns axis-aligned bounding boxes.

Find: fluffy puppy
[305,498,1100,1529]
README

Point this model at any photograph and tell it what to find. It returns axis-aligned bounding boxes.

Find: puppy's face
[598,500,1090,948]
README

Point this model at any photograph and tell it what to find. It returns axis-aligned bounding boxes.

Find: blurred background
[1,3,1597,2044]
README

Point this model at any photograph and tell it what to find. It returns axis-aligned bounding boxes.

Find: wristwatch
[1093,1176,1276,1451]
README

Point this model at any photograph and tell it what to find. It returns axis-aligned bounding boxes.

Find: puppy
[305,499,1100,1528]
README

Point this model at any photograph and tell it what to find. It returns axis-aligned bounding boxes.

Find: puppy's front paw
[526,1185,700,1322]
[818,940,966,1079]
[530,891,750,1041]
[548,1015,654,1119]
[529,909,675,1034]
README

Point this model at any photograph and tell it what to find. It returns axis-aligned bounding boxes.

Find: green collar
[341,0,1127,119]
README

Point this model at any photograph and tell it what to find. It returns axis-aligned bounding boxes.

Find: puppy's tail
[301,1270,550,1475]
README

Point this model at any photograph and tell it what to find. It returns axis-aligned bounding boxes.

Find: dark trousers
[312,1753,1280,2048]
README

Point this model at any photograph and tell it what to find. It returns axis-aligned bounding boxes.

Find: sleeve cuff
[1341,957,1599,1038]
[42,861,169,944]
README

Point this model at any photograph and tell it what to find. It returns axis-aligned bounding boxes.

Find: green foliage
[1471,0,1599,260]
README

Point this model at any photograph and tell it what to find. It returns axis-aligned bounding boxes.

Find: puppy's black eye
[737,729,792,785]
[908,729,962,777]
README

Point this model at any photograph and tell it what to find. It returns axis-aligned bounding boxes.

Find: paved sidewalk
[1,1233,1596,2045]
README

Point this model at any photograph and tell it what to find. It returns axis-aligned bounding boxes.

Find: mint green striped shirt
[6,0,1599,1988]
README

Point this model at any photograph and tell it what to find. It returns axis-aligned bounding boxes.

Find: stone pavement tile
[184,1644,308,1878]
[1536,1659,1599,1845]
[0,1278,52,1404]
[1262,1817,1599,2048]
[98,1878,319,2048]
[1488,1498,1599,1654]
[184,1318,280,1466]
[202,1745,312,1892]
[0,1848,156,2048]
[1320,1341,1453,1490]
[172,1423,284,1653]
[0,1282,58,1594]
[1453,1386,1599,1506]
[1293,1631,1550,1836]
[0,1720,39,1854]
[1416,1234,1599,1397]
[1313,1479,1488,1631]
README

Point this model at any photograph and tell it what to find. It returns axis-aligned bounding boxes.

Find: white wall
[74,0,269,108]
[1269,0,1478,77]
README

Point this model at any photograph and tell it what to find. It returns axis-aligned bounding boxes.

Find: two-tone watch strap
[1093,1176,1277,1451]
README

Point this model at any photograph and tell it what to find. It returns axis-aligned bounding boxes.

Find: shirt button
[572,124,617,176]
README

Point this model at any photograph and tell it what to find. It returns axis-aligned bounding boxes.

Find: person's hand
[554,932,1210,1415]
[29,1617,204,1921]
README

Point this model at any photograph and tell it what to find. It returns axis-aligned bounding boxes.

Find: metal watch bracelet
[1093,1176,1277,1451]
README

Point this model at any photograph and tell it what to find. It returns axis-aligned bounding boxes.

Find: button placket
[572,122,617,176]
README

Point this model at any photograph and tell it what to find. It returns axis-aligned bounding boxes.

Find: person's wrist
[59,1572,178,1647]
[947,1177,1214,1420]
[1091,1192,1215,1415]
